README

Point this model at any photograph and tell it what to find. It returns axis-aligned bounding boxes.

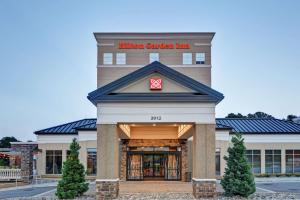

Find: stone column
[180,139,189,181]
[96,124,119,200]
[192,124,216,198]
[120,140,127,181]
[10,143,38,183]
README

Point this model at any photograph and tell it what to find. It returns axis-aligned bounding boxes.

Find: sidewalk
[0,181,57,192]
[255,177,300,183]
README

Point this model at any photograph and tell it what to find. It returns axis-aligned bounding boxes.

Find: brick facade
[96,180,119,200]
[192,179,217,198]
[10,143,38,183]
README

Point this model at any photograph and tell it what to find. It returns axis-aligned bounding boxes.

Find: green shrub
[294,173,300,177]
[56,138,89,199]
[286,173,292,177]
[265,173,270,177]
[221,133,256,197]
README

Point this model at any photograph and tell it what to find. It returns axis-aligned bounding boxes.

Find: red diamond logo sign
[150,78,162,90]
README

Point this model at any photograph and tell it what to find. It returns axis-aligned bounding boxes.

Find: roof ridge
[273,118,300,126]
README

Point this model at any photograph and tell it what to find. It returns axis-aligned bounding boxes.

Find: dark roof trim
[87,61,224,105]
[34,118,96,135]
[93,93,219,102]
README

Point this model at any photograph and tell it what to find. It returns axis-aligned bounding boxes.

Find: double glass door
[127,152,181,180]
[143,154,165,178]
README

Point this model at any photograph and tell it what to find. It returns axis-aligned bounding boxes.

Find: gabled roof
[34,119,96,135]
[34,117,300,135]
[216,118,300,134]
[87,61,224,105]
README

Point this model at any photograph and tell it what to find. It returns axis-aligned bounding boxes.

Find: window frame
[286,149,300,173]
[215,149,221,176]
[182,53,192,65]
[195,53,205,64]
[103,53,113,65]
[246,149,261,174]
[149,53,159,63]
[87,148,97,176]
[45,150,62,174]
[265,149,281,174]
[116,53,126,65]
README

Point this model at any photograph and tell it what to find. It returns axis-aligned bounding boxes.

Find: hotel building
[34,32,300,199]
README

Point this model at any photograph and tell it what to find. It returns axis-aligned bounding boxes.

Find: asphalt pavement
[0,180,300,199]
[256,181,300,193]
[0,186,56,199]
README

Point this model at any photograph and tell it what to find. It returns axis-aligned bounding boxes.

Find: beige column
[96,124,119,200]
[193,124,216,179]
[192,124,216,198]
[282,149,286,174]
[261,149,265,174]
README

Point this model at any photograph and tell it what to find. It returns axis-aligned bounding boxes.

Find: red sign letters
[119,42,190,49]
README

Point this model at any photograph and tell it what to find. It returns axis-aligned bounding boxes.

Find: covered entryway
[88,61,224,199]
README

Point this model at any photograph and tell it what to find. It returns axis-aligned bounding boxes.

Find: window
[149,53,159,63]
[286,150,300,173]
[182,53,192,64]
[87,148,97,175]
[196,53,205,64]
[46,150,62,174]
[103,53,113,64]
[246,150,261,174]
[216,149,221,176]
[265,150,281,174]
[116,53,126,65]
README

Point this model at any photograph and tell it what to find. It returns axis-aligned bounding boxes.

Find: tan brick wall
[95,33,214,88]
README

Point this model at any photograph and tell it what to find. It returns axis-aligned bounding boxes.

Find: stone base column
[192,179,217,198]
[120,140,128,181]
[96,179,119,200]
[180,140,188,181]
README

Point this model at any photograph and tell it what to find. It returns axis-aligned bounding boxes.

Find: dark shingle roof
[34,119,96,134]
[34,118,300,135]
[216,118,300,134]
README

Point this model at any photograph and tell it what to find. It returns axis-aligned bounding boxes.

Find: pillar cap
[192,178,216,182]
[96,178,119,182]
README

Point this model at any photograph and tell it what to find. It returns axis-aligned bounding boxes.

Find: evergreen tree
[221,133,256,197]
[56,138,89,199]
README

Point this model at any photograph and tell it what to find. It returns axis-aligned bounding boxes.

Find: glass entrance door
[127,150,181,180]
[143,154,165,178]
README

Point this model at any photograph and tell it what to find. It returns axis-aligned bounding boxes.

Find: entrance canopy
[118,123,194,139]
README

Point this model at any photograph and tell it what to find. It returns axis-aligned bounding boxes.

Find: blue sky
[0,0,299,141]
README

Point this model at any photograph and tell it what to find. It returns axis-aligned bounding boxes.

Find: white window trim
[182,53,192,65]
[116,53,126,65]
[149,53,159,63]
[196,53,205,64]
[103,53,113,65]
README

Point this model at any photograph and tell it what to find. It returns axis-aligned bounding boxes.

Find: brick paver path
[120,181,192,193]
